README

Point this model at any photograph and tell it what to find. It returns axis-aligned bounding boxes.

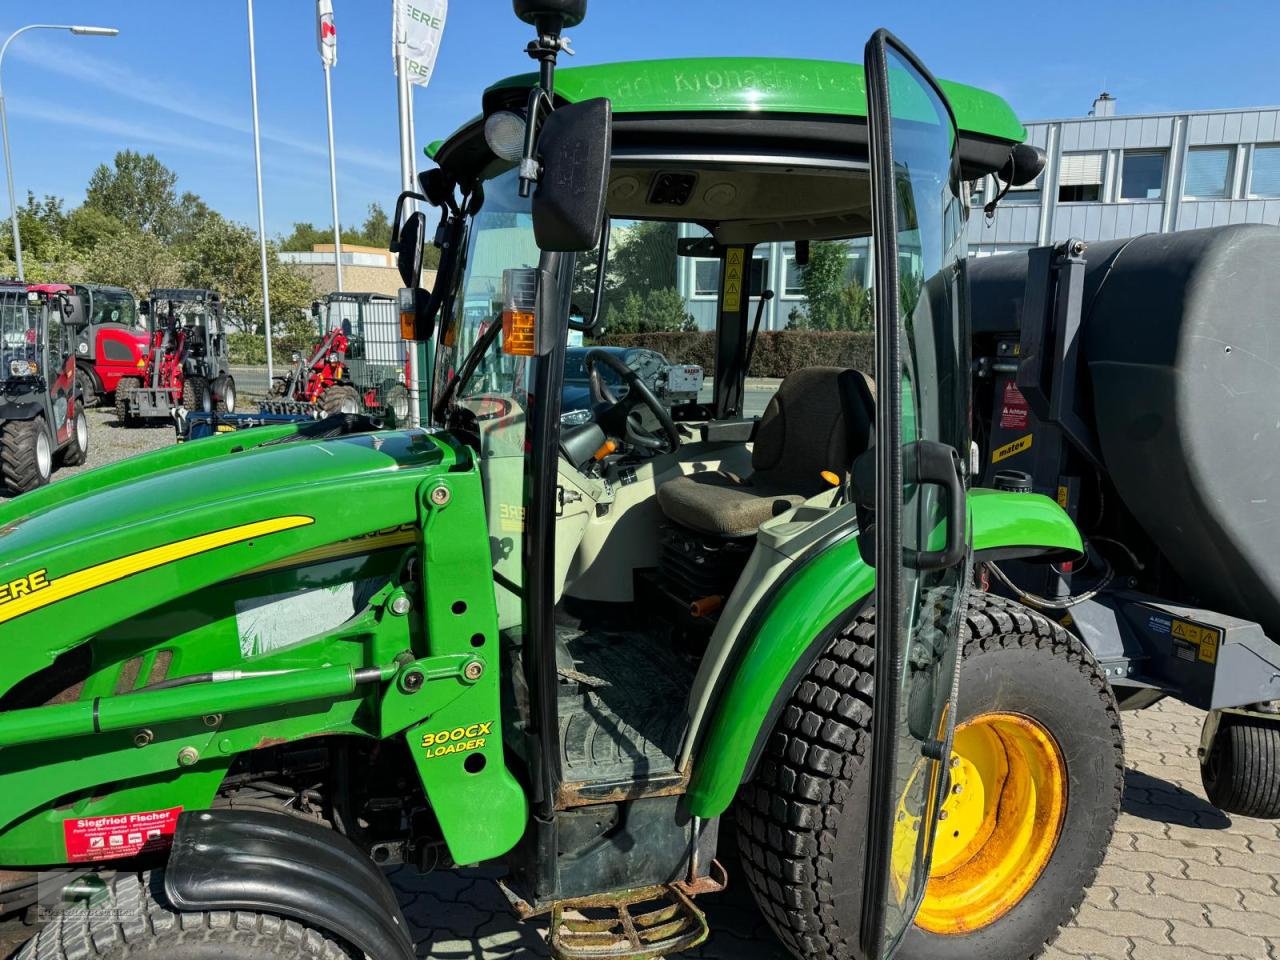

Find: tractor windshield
[432,167,540,411]
[89,291,137,327]
[0,292,41,376]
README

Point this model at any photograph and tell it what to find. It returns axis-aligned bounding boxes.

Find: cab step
[548,883,709,960]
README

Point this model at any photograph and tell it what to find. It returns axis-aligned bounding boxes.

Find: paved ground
[391,698,1280,960]
[5,406,1278,959]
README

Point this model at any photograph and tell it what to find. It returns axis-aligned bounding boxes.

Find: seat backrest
[751,366,875,496]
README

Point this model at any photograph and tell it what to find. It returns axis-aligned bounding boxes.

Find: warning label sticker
[999,381,1030,430]
[63,807,182,863]
[1172,619,1220,664]
[722,248,745,314]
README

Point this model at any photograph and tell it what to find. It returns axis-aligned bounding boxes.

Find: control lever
[743,289,774,374]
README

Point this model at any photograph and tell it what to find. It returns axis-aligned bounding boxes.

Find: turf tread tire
[114,377,141,426]
[75,367,98,409]
[182,376,209,413]
[735,592,1124,960]
[0,417,50,494]
[1202,715,1280,819]
[61,403,88,467]
[320,385,360,416]
[14,871,355,960]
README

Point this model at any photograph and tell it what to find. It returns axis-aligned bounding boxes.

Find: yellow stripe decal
[0,515,314,625]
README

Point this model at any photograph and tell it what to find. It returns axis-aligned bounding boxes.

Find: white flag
[317,0,337,67]
[393,0,447,88]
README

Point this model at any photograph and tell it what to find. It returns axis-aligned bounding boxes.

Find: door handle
[905,439,967,571]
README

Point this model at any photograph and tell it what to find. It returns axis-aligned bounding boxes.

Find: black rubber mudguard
[0,401,41,421]
[164,809,416,960]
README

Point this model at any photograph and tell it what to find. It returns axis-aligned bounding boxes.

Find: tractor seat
[657,367,875,537]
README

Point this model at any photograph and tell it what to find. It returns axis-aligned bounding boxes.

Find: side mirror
[139,300,150,316]
[311,300,321,318]
[532,97,612,252]
[396,211,427,289]
[1001,143,1047,187]
[676,236,722,259]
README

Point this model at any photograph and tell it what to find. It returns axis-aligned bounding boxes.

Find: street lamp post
[0,24,118,280]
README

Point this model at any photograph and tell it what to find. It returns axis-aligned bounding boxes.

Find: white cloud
[10,37,398,176]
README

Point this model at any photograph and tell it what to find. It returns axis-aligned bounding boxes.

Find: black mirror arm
[518,86,555,199]
[388,190,429,252]
[568,217,611,334]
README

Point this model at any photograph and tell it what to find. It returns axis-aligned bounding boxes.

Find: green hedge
[229,331,318,366]
[594,331,874,379]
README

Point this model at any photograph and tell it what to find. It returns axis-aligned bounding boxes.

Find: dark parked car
[562,346,670,413]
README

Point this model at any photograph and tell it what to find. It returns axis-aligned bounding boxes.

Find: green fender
[685,489,1081,818]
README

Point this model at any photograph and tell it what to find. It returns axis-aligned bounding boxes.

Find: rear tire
[736,593,1123,960]
[115,376,141,426]
[897,593,1123,960]
[0,417,52,494]
[14,870,355,959]
[320,384,361,416]
[61,402,89,466]
[1201,713,1280,818]
[76,366,98,408]
[213,375,237,414]
[381,382,410,424]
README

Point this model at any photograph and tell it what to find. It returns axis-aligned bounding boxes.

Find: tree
[181,215,316,332]
[604,286,695,333]
[85,150,179,236]
[63,204,126,252]
[171,191,214,246]
[786,241,873,332]
[606,221,678,312]
[84,230,182,296]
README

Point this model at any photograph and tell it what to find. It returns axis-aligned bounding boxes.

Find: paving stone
[1151,873,1247,909]
[1051,926,1137,958]
[1074,904,1171,942]
[1128,942,1231,960]
[1166,919,1273,957]
[1111,889,1212,924]
[1201,904,1280,939]
[1093,864,1156,894]
[1185,860,1277,895]
[1132,833,1222,865]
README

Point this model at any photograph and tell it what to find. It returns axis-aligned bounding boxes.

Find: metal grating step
[548,883,709,960]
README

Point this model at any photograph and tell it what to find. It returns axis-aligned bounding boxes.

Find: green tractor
[0,6,1116,960]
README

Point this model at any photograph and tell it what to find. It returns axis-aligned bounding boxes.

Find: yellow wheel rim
[915,712,1067,935]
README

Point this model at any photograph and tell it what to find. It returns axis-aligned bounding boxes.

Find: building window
[692,259,720,298]
[1004,176,1043,205]
[750,254,770,297]
[782,253,804,297]
[1184,146,1234,199]
[1250,145,1280,198]
[1120,151,1167,200]
[1057,152,1104,203]
[780,240,871,298]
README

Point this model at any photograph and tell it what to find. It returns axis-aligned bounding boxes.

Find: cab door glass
[861,31,972,959]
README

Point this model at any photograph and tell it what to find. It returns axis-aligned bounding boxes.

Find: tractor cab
[118,288,235,423]
[268,292,408,420]
[0,283,87,492]
[392,16,1043,957]
[63,283,146,409]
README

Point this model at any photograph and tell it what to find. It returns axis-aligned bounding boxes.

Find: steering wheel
[584,348,680,454]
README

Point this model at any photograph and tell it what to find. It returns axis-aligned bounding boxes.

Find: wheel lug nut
[952,783,963,795]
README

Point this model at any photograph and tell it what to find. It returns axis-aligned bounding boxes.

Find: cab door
[859,30,973,959]
[45,299,77,445]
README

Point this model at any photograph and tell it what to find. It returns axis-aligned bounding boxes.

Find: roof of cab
[428,56,1025,160]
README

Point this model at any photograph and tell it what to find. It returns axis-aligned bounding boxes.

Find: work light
[484,111,527,162]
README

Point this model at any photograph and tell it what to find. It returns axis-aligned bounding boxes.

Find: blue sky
[1,1,1276,239]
